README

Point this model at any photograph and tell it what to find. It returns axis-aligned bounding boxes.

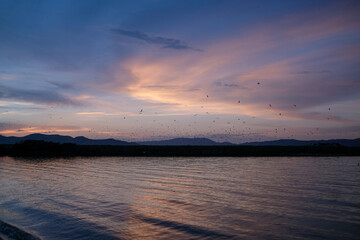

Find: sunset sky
[0,0,359,143]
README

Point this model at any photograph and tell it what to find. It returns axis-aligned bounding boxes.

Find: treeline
[0,140,360,158]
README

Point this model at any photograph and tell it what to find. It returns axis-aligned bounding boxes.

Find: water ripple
[1,156,360,240]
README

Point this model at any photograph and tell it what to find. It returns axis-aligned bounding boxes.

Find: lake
[1,156,359,239]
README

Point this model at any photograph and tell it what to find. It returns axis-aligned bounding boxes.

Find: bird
[257,82,260,85]
[269,104,272,107]
[238,100,240,103]
[293,104,297,107]
[206,95,209,98]
[139,109,143,114]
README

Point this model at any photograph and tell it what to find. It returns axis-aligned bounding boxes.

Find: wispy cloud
[0,84,80,106]
[0,123,90,136]
[76,111,124,116]
[295,70,332,74]
[46,81,75,90]
[100,5,360,122]
[110,28,202,51]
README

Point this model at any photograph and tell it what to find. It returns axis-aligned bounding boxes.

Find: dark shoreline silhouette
[0,219,41,240]
[1,140,359,158]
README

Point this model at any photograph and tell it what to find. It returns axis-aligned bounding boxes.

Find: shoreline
[0,220,40,240]
[1,141,360,158]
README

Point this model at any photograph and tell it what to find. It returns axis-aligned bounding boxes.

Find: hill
[0,133,136,145]
[0,134,359,147]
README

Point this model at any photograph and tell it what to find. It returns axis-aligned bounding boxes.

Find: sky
[0,0,359,143]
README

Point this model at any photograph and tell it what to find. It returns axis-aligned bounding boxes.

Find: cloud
[0,74,16,81]
[46,81,75,90]
[110,28,202,51]
[142,85,181,90]
[104,11,360,121]
[295,70,332,74]
[0,105,44,111]
[0,84,80,106]
[76,111,124,116]
[0,122,90,136]
[0,122,25,131]
[44,5,360,139]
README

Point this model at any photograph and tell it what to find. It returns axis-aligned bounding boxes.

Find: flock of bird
[99,82,331,142]
[33,81,333,143]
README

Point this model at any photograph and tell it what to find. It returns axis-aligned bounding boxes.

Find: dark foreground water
[0,156,359,240]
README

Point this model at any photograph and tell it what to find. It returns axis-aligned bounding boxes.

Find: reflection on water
[1,156,360,239]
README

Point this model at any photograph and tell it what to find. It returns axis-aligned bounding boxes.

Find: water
[1,156,359,240]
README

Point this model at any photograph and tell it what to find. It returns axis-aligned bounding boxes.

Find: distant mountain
[1,134,359,147]
[0,134,136,145]
[241,138,360,147]
[137,137,234,146]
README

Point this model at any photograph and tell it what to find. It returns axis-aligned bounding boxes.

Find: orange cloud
[0,126,90,135]
[93,2,360,127]
[76,111,124,116]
